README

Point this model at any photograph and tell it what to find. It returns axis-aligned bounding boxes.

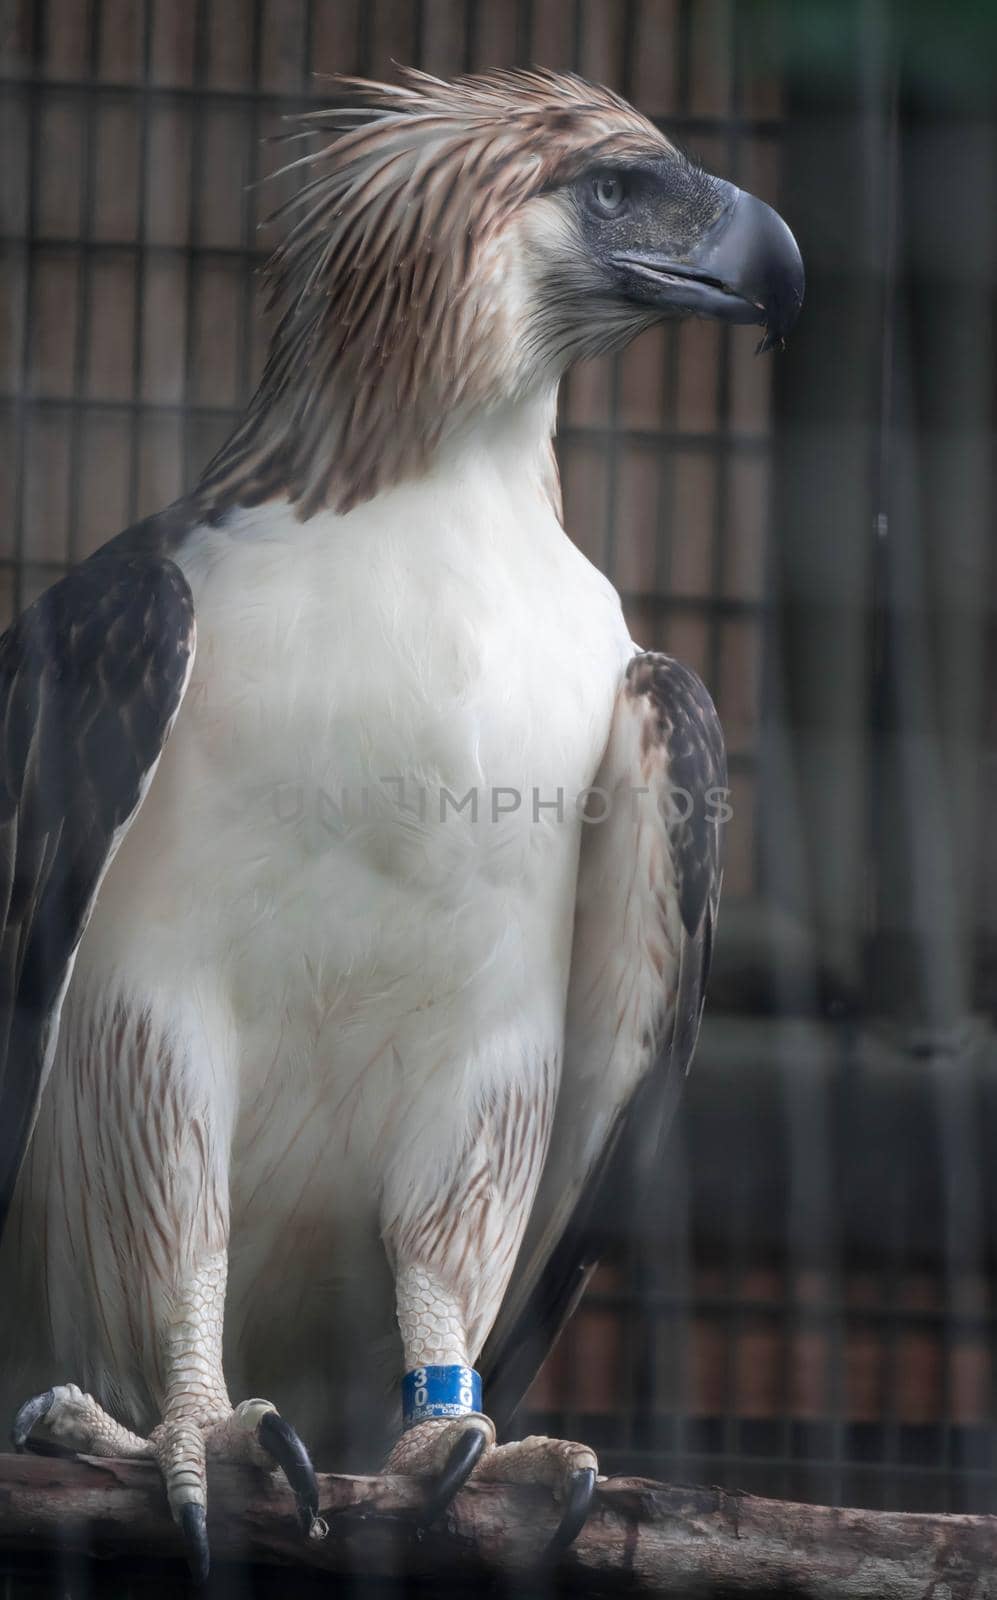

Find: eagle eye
[588,172,628,217]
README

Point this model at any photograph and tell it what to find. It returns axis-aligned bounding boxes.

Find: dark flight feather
[0,547,196,1233]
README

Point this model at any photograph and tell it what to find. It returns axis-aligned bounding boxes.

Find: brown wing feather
[481,652,726,1430]
[0,548,196,1235]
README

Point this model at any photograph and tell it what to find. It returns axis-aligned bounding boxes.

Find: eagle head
[518,115,804,362]
[201,67,803,518]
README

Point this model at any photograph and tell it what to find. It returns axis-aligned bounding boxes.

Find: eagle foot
[423,1423,490,1525]
[385,1411,495,1526]
[12,1383,150,1459]
[11,1387,320,1585]
[385,1417,598,1556]
[477,1433,599,1558]
[151,1399,322,1581]
[253,1406,322,1536]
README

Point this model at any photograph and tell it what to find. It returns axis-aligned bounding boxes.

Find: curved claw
[544,1466,597,1559]
[421,1426,487,1527]
[11,1389,55,1453]
[180,1502,210,1586]
[257,1409,320,1536]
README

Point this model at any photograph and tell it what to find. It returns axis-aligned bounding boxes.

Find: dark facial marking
[571,156,729,266]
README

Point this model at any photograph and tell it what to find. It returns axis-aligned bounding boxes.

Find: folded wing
[0,549,196,1233]
[482,651,726,1425]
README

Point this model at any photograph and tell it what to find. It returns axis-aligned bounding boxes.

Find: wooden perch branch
[0,1451,994,1597]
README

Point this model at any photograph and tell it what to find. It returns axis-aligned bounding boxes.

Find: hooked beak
[612,182,804,351]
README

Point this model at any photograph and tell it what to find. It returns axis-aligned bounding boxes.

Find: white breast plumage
[37,410,630,1452]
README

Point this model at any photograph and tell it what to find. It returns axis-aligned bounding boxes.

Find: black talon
[180,1502,210,1587]
[11,1389,55,1453]
[257,1409,320,1536]
[544,1466,597,1559]
[422,1427,487,1527]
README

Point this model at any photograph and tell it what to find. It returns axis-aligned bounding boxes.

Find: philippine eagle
[0,68,802,1577]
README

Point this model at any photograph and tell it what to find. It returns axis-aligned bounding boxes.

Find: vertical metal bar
[463,0,478,73]
[652,336,681,615]
[181,0,210,489]
[989,1292,997,1516]
[779,1237,795,1503]
[652,0,688,627]
[356,0,372,77]
[867,4,903,1513]
[127,0,154,523]
[826,1024,854,1509]
[730,8,798,1499]
[516,0,533,65]
[754,8,814,1503]
[571,0,584,68]
[715,0,745,1495]
[598,0,636,587]
[614,0,647,1467]
[301,0,314,87]
[864,31,900,1318]
[411,0,424,70]
[65,0,101,567]
[668,1108,693,1483]
[707,0,736,695]
[237,0,264,409]
[549,0,590,1458]
[11,0,46,616]
[881,1171,905,1508]
[670,0,696,1480]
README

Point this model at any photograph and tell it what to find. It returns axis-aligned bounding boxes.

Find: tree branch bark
[0,1451,994,1597]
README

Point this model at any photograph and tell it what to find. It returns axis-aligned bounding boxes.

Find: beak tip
[756,323,792,356]
[701,187,805,351]
[724,188,803,353]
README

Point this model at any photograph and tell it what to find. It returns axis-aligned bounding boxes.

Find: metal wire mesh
[1,0,994,1535]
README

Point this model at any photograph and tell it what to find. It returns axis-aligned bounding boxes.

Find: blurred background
[1,0,995,1553]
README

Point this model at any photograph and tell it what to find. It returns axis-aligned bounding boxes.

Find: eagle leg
[383,1265,598,1553]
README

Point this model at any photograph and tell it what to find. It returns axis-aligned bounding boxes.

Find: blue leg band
[402,1365,483,1428]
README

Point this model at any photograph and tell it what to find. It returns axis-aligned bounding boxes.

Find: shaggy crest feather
[195,67,673,519]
